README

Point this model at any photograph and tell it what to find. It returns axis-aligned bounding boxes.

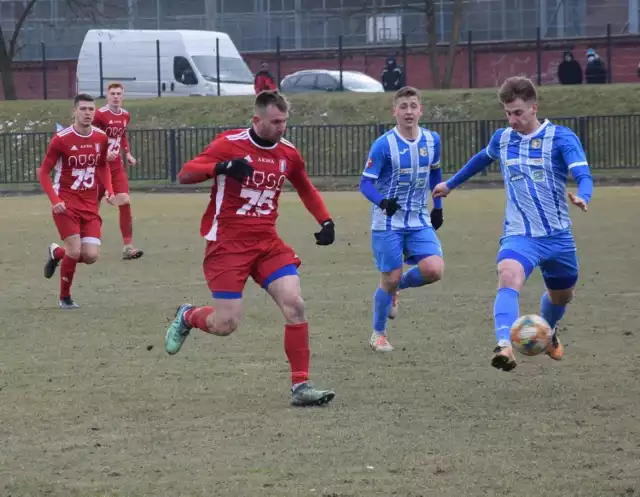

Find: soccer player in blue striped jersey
[360,86,445,353]
[433,76,593,371]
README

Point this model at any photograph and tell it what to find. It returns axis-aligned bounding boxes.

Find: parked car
[280,69,384,93]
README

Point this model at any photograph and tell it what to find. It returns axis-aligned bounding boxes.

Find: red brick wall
[4,36,640,100]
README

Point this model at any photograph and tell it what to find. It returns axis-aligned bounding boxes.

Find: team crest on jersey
[419,147,428,157]
[279,159,287,173]
[532,170,546,182]
[531,139,542,149]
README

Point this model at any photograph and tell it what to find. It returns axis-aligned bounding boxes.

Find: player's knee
[81,252,99,264]
[497,265,525,289]
[282,295,306,324]
[117,193,131,205]
[381,270,402,290]
[66,246,82,260]
[211,314,240,336]
[418,258,445,283]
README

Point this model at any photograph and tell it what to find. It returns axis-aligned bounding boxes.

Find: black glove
[314,219,335,246]
[214,158,253,183]
[430,208,443,230]
[378,197,400,217]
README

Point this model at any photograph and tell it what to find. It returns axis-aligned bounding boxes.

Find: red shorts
[203,237,301,295]
[98,164,129,198]
[53,206,102,244]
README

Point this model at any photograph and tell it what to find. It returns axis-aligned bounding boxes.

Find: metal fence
[1,115,639,185]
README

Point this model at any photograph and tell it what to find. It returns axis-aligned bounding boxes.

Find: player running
[93,82,143,260]
[432,76,594,371]
[360,86,445,353]
[164,91,337,407]
[39,93,118,308]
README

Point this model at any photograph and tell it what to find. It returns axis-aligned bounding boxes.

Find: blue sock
[540,292,566,329]
[398,266,426,290]
[373,287,394,334]
[494,288,520,345]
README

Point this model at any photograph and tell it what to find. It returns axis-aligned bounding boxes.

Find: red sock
[53,246,65,261]
[119,204,133,245]
[184,306,214,332]
[285,322,310,385]
[60,255,78,299]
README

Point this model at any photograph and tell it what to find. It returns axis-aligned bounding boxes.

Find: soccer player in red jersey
[164,91,337,407]
[93,82,143,260]
[39,94,118,308]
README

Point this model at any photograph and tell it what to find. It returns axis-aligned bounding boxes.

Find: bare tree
[0,0,110,100]
[348,0,467,90]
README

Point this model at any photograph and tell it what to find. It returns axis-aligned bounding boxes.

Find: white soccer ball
[510,314,553,356]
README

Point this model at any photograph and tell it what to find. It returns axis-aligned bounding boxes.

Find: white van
[76,29,256,99]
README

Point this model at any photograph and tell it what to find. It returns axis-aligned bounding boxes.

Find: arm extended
[445,150,494,190]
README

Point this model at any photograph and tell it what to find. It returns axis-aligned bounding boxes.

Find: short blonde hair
[394,86,421,103]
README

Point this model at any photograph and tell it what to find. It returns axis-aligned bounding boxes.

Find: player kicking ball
[93,82,143,260]
[39,94,120,308]
[164,91,337,407]
[360,86,445,352]
[432,76,594,371]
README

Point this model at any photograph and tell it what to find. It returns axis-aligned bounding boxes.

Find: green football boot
[165,304,193,355]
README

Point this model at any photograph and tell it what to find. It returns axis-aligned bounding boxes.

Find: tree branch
[9,0,39,59]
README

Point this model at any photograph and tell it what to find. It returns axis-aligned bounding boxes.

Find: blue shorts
[496,230,579,290]
[372,227,443,273]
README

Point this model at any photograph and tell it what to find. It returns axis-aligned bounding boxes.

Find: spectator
[584,48,608,84]
[254,62,277,94]
[381,57,404,92]
[557,51,582,85]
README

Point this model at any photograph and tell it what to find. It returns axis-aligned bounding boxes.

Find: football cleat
[546,327,565,360]
[491,344,517,371]
[369,332,393,352]
[122,246,143,260]
[388,291,399,319]
[59,296,80,309]
[44,243,61,279]
[164,304,193,355]
[291,382,335,407]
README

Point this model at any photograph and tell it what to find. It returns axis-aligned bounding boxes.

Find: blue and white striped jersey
[487,119,590,237]
[362,126,441,231]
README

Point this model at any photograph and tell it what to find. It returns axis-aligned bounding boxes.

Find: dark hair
[73,93,95,106]
[498,76,537,104]
[255,90,289,114]
[394,86,421,103]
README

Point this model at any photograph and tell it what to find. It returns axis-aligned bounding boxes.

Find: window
[367,14,402,43]
[173,56,198,85]
[315,74,338,91]
[191,55,254,84]
[295,74,317,89]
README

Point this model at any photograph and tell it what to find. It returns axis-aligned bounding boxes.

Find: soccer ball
[510,314,553,356]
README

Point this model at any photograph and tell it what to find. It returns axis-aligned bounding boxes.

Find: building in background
[1,0,639,61]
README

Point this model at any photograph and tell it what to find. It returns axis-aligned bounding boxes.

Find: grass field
[3,84,640,133]
[1,188,640,497]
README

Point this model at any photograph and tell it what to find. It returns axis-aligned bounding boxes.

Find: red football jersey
[93,106,131,167]
[39,125,110,210]
[179,128,330,242]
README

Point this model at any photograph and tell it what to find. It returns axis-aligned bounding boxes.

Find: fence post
[536,26,542,86]
[216,37,221,96]
[467,30,473,88]
[606,23,612,83]
[41,42,48,100]
[156,39,161,98]
[98,42,104,98]
[338,35,343,91]
[169,129,178,183]
[276,36,281,90]
[401,33,407,86]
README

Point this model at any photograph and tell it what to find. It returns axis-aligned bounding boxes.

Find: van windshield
[192,55,254,85]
